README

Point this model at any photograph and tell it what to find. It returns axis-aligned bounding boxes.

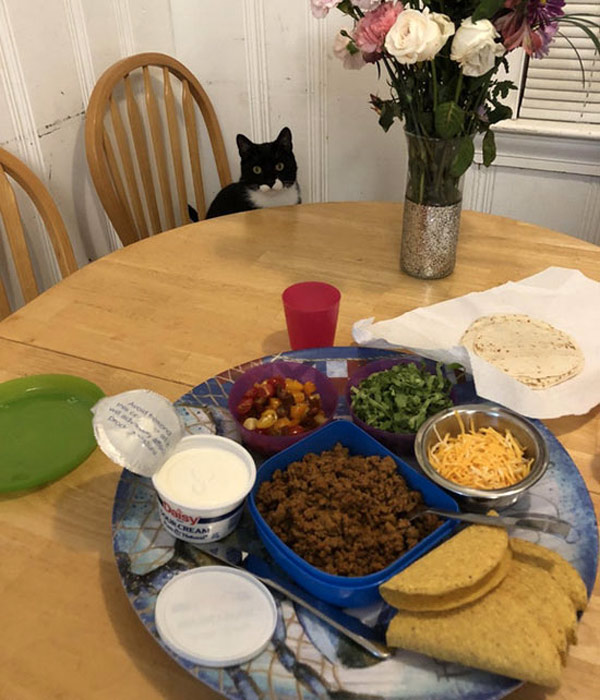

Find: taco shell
[382,525,588,688]
[380,523,509,611]
[510,537,588,612]
[500,559,576,653]
[386,582,563,688]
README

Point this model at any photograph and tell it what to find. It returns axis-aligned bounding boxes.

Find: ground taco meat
[255,443,441,577]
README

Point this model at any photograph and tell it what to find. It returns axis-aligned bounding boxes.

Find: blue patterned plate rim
[111,346,598,700]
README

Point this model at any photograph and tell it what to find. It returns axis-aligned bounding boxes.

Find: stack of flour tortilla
[380,523,587,688]
[460,314,584,390]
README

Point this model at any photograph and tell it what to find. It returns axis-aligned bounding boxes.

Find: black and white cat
[203,127,300,220]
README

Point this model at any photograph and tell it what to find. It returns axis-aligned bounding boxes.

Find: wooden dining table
[0,202,598,700]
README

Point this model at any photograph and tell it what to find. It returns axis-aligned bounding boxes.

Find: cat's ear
[236,134,253,158]
[276,127,292,151]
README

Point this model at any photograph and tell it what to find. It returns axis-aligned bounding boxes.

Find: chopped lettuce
[350,362,454,434]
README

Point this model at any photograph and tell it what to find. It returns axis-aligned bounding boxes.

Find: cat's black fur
[190,127,300,221]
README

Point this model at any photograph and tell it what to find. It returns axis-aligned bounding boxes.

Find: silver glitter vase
[400,131,466,280]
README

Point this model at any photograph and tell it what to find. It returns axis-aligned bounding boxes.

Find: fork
[407,506,571,537]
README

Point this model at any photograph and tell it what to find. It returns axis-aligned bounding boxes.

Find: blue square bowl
[248,420,459,607]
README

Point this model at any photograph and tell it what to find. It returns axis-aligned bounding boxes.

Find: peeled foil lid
[92,389,185,476]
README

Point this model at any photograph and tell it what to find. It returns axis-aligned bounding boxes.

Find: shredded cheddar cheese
[427,413,533,490]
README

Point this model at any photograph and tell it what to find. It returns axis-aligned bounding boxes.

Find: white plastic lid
[155,566,277,667]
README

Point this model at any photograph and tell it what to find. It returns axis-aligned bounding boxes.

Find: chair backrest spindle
[124,75,162,236]
[109,95,148,239]
[182,79,206,218]
[163,67,190,226]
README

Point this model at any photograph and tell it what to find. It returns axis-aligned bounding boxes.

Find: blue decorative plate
[112,347,598,700]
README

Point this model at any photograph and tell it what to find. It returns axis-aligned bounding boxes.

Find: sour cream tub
[92,389,256,544]
[152,435,255,543]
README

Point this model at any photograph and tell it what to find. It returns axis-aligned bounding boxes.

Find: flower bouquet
[310,0,600,278]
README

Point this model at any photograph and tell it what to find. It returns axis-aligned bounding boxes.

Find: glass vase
[401,131,465,280]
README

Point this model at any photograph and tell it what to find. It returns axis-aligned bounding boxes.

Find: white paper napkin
[352,267,600,419]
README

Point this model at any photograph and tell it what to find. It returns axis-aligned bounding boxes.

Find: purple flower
[495,0,565,58]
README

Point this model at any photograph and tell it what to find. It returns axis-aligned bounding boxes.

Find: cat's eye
[275,162,284,172]
[253,166,262,174]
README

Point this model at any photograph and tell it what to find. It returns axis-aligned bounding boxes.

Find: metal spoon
[408,506,571,537]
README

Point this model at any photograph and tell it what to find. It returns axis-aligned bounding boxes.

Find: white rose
[384,8,455,64]
[333,31,366,70]
[451,18,506,77]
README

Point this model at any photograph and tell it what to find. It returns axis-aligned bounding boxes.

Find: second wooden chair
[85,52,232,246]
[0,146,77,319]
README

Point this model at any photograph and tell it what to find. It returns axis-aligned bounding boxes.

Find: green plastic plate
[0,374,105,492]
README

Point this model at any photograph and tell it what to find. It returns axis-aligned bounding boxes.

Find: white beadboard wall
[0,0,598,310]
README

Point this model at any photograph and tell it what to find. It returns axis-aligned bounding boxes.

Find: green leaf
[492,80,517,99]
[435,102,465,138]
[378,101,397,132]
[450,137,475,177]
[487,103,512,124]
[336,0,356,16]
[482,129,496,167]
[472,0,505,22]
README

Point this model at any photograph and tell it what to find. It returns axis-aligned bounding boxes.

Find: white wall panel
[170,0,250,204]
[80,0,123,79]
[264,1,312,202]
[7,0,82,127]
[324,12,407,203]
[128,0,174,54]
[0,83,16,149]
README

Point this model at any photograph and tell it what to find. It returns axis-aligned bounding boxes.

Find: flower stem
[468,72,494,135]
[382,55,422,136]
[431,59,438,111]
[454,72,463,104]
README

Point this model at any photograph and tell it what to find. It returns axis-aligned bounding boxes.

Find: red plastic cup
[282,281,341,350]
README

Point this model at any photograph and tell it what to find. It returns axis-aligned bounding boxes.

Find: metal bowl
[414,403,549,511]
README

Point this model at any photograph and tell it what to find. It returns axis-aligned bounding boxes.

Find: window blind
[519,1,600,124]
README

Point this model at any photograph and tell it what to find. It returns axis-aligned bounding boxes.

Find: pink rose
[354,2,404,55]
[310,0,341,19]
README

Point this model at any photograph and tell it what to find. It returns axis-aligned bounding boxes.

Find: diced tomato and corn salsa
[235,376,328,436]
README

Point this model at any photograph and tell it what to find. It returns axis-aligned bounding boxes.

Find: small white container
[155,566,277,667]
[92,390,256,543]
[151,434,255,543]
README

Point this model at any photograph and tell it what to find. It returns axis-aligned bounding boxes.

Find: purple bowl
[227,360,338,455]
[345,356,457,455]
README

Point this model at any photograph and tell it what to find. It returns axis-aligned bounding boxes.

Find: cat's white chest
[248,181,300,210]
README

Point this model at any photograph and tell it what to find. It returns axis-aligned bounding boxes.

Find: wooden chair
[85,52,232,246]
[0,146,77,319]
